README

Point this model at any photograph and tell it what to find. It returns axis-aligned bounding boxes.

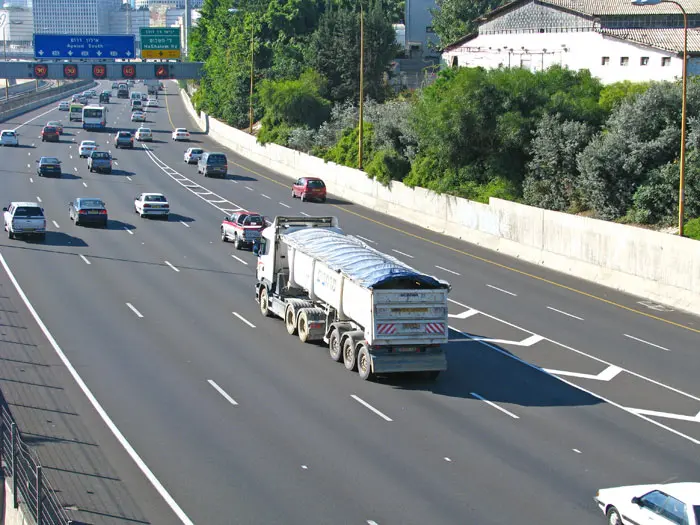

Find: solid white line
[350,394,393,422]
[0,254,195,525]
[15,105,58,129]
[392,249,414,259]
[79,254,91,265]
[165,261,180,273]
[232,311,256,328]
[299,212,311,217]
[547,306,584,321]
[487,284,517,296]
[207,379,238,406]
[36,196,42,203]
[470,392,519,419]
[435,265,460,276]
[124,227,134,235]
[245,186,254,191]
[51,220,59,229]
[624,334,671,352]
[126,302,144,318]
[82,182,88,188]
[180,221,190,228]
[231,254,248,265]
[356,235,376,244]
[279,202,291,208]
[260,193,271,199]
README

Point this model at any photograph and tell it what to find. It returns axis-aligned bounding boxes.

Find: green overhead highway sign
[140,28,181,59]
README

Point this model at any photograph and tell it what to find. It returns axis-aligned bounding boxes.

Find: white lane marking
[261,194,271,199]
[69,155,73,159]
[546,306,584,321]
[449,325,545,347]
[29,178,34,183]
[391,249,414,259]
[356,235,376,244]
[444,457,452,462]
[36,196,42,203]
[0,254,195,525]
[124,227,134,235]
[165,261,180,273]
[180,221,190,228]
[126,302,144,318]
[82,182,88,188]
[27,152,30,156]
[435,265,460,276]
[73,167,78,172]
[278,202,291,208]
[624,334,671,352]
[51,220,60,229]
[299,212,311,217]
[470,392,519,419]
[301,465,308,470]
[545,365,622,381]
[231,255,248,266]
[573,449,582,454]
[26,164,30,168]
[79,254,91,265]
[245,186,254,191]
[15,105,58,129]
[207,379,238,406]
[448,309,479,319]
[127,176,132,181]
[31,143,35,147]
[232,311,256,328]
[486,284,517,297]
[350,395,393,422]
[367,521,379,525]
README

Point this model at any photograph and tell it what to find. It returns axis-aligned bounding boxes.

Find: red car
[292,177,327,202]
[41,126,60,142]
[221,212,266,249]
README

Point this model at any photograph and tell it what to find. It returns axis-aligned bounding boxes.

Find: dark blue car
[68,198,108,227]
[36,157,62,177]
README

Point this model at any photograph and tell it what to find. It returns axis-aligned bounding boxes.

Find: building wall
[0,8,33,46]
[33,0,119,34]
[442,31,685,84]
[135,0,202,8]
[109,9,150,49]
[405,0,438,57]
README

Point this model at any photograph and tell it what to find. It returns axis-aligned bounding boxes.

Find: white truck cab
[3,202,47,240]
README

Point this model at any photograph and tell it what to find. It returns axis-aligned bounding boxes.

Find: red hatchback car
[41,126,60,142]
[292,177,327,203]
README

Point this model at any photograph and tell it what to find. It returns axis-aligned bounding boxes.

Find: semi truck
[144,79,159,95]
[254,216,450,380]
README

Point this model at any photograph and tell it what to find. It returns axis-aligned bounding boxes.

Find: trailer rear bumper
[370,350,447,374]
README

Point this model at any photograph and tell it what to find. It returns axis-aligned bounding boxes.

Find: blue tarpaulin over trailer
[282,228,450,290]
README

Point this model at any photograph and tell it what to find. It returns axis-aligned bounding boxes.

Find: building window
[451,56,458,68]
[602,56,610,66]
[662,57,671,66]
[640,56,649,66]
[620,56,629,66]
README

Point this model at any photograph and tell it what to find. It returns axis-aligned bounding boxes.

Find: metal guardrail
[0,391,72,525]
[0,79,94,123]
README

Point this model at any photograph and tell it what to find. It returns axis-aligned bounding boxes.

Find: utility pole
[184,0,191,58]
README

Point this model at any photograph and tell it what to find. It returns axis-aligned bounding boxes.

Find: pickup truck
[221,212,266,249]
[88,151,113,173]
[114,131,133,149]
[3,202,47,240]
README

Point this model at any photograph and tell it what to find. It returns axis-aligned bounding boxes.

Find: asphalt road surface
[0,81,699,525]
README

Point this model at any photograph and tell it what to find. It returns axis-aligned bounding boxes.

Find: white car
[131,111,146,122]
[3,201,46,240]
[172,128,190,141]
[184,147,204,164]
[78,140,98,158]
[595,482,700,525]
[0,129,19,147]
[134,192,169,219]
[58,101,70,111]
[135,127,153,141]
[145,99,158,108]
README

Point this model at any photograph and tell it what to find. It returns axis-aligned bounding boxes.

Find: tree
[598,80,653,113]
[429,0,507,49]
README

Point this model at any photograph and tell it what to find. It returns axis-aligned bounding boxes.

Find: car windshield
[80,200,104,208]
[14,206,43,217]
[41,157,59,164]
[307,180,325,188]
[92,152,110,159]
[145,195,166,202]
[208,155,226,164]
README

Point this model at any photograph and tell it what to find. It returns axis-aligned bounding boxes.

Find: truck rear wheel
[357,344,373,381]
[298,313,310,343]
[343,338,357,371]
[285,305,297,335]
[259,287,271,317]
[329,329,342,362]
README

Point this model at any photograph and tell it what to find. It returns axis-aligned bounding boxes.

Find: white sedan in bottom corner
[595,482,700,525]
[134,192,170,219]
[172,128,190,141]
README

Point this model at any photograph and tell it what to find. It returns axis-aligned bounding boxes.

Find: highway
[0,81,699,525]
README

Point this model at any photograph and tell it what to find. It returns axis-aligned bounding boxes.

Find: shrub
[684,217,700,239]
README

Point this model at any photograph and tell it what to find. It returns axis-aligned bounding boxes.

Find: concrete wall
[3,479,32,525]
[180,89,700,315]
[0,80,96,123]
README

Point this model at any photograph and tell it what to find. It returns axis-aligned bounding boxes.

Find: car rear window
[44,127,56,132]
[145,195,166,202]
[191,149,203,154]
[14,206,43,217]
[41,157,59,164]
[2,131,15,137]
[119,132,132,137]
[307,180,325,188]
[207,154,227,164]
[92,152,110,159]
[245,215,264,226]
[80,200,104,208]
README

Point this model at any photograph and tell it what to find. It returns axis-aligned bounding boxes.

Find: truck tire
[357,343,373,381]
[259,287,272,317]
[329,329,342,362]
[298,312,310,343]
[285,304,297,335]
[343,338,357,371]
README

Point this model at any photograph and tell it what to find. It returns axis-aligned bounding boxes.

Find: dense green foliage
[430,0,507,48]
[685,217,700,239]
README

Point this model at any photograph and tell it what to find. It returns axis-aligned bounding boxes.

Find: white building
[441,0,700,84]
[135,0,201,8]
[164,7,199,29]
[0,6,33,47]
[33,0,120,34]
[109,7,151,50]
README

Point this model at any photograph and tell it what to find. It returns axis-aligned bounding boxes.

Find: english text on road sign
[139,27,181,60]
[33,34,135,60]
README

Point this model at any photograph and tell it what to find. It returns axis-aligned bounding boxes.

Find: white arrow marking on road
[544,364,622,382]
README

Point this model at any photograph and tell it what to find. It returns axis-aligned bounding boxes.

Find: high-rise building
[135,0,202,8]
[109,6,150,50]
[33,0,120,34]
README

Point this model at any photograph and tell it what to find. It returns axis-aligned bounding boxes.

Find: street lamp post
[2,24,8,100]
[632,0,688,236]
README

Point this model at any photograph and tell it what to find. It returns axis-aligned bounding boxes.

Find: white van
[130,92,144,102]
[131,99,143,111]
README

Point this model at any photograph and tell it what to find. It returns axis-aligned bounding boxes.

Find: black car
[99,91,110,103]
[69,198,108,227]
[36,157,62,177]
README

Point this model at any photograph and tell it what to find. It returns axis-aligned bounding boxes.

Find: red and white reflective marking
[376,323,397,335]
[425,323,445,334]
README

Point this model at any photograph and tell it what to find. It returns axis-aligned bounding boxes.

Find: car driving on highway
[292,177,327,202]
[145,98,158,108]
[58,101,70,111]
[131,111,146,122]
[69,198,108,227]
[197,152,228,178]
[221,212,265,249]
[184,147,203,164]
[134,192,169,219]
[0,129,19,146]
[87,151,113,174]
[36,156,62,177]
[172,128,190,141]
[114,131,134,149]
[46,121,63,134]
[595,482,700,525]
[135,127,153,142]
[3,202,46,241]
[41,125,60,142]
[79,140,98,158]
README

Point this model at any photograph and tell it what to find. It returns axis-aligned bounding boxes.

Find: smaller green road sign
[140,27,181,59]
